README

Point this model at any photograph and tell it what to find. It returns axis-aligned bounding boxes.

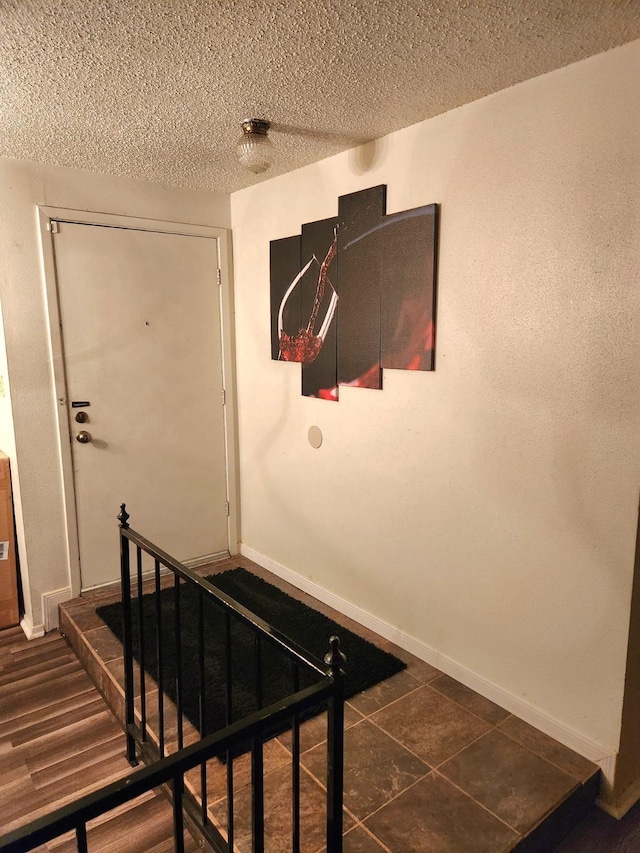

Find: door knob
[76,430,92,444]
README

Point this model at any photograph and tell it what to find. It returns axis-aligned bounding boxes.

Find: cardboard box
[0,452,19,628]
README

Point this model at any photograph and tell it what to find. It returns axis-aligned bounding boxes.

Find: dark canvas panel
[337,185,386,389]
[270,234,302,361]
[269,186,439,401]
[300,216,339,399]
[381,204,437,370]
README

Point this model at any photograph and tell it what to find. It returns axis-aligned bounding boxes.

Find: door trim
[38,206,238,597]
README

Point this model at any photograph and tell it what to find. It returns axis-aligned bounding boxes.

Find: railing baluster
[118,505,137,766]
[291,663,301,853]
[224,611,234,850]
[173,773,185,853]
[155,558,165,758]
[326,636,346,853]
[251,734,265,853]
[224,612,233,724]
[75,822,88,853]
[227,761,235,853]
[255,634,263,711]
[174,575,184,751]
[198,591,208,827]
[136,545,147,742]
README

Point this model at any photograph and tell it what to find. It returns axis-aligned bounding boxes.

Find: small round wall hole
[308,425,323,449]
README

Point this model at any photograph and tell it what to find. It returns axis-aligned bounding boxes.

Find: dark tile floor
[59,555,600,853]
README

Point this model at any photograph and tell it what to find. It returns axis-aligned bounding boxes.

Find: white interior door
[53,221,229,589]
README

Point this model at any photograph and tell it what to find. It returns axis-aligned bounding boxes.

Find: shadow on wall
[349,138,387,175]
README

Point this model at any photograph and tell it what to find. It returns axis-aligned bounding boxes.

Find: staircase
[0,626,198,852]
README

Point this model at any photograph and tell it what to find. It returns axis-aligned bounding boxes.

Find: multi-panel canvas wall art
[270,186,438,401]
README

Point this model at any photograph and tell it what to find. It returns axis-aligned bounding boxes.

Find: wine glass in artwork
[278,228,338,364]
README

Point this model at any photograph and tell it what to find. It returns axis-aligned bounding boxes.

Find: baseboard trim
[42,586,73,632]
[240,543,617,781]
[597,763,640,819]
[183,550,230,569]
[20,614,45,640]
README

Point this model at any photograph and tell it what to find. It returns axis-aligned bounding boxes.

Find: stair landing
[58,555,601,853]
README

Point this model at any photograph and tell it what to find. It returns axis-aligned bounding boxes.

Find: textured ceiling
[1,1,639,193]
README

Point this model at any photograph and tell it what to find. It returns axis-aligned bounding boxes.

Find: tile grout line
[357,767,526,852]
[432,726,499,772]
[360,680,589,835]
[311,819,393,853]
[429,674,515,726]
[495,721,595,785]
[364,679,509,743]
[281,675,589,844]
[356,769,432,827]
[140,681,565,851]
[363,716,524,837]
[351,679,425,719]
[349,820,394,852]
[364,713,437,768]
[429,728,582,838]
[295,692,508,829]
[293,724,433,832]
[431,769,523,837]
[421,679,513,730]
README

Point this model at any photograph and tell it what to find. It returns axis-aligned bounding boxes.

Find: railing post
[325,635,346,852]
[118,503,137,766]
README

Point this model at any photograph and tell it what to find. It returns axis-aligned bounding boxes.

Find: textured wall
[0,158,230,629]
[230,42,640,753]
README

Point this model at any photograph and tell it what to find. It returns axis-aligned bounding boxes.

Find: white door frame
[37,206,239,597]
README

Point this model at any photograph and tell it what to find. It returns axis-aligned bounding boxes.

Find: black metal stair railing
[0,677,342,853]
[0,506,346,853]
[117,504,346,852]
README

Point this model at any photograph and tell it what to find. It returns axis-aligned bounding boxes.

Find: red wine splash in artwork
[278,227,338,364]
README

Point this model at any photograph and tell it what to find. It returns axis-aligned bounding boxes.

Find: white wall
[0,300,16,486]
[231,41,640,757]
[0,158,230,631]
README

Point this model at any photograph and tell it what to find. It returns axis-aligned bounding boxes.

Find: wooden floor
[554,800,640,852]
[0,625,199,852]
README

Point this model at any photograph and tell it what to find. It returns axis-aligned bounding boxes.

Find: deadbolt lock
[75,411,88,423]
[76,430,92,444]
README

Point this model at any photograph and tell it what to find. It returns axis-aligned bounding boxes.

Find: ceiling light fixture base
[241,118,270,135]
[237,118,273,174]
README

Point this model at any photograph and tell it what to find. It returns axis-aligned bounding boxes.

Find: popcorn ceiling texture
[1,0,639,193]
